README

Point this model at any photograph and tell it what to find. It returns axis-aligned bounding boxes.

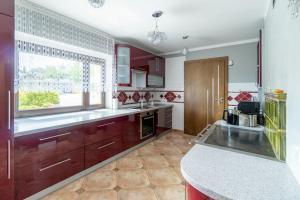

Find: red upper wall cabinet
[147,56,165,88]
[0,0,14,17]
[115,44,165,87]
[0,11,14,200]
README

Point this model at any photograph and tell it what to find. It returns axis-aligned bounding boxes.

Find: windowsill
[14,108,140,137]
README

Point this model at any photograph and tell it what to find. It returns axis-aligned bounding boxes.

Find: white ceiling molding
[160,38,259,56]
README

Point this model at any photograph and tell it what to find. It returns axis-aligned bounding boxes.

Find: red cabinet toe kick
[186,182,213,200]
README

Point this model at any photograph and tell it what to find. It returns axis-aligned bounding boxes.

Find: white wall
[264,1,300,183]
[165,56,185,130]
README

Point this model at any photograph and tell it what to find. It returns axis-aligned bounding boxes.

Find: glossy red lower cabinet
[85,136,123,168]
[186,183,213,200]
[15,148,84,200]
[122,114,141,149]
[0,134,14,200]
[85,117,126,145]
[15,126,85,167]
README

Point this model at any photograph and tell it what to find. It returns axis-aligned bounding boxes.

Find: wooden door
[184,57,228,135]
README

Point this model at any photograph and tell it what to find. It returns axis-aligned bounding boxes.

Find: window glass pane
[89,63,103,105]
[18,52,83,111]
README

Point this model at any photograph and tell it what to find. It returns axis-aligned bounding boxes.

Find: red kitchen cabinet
[15,126,85,167]
[155,107,172,136]
[0,0,14,17]
[148,56,165,77]
[147,56,165,88]
[131,46,152,68]
[186,183,213,200]
[0,12,14,200]
[85,136,123,168]
[15,148,84,200]
[85,117,126,145]
[122,114,141,149]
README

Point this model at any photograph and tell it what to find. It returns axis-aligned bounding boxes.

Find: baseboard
[25,137,156,200]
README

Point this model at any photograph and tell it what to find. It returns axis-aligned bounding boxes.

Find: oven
[140,111,155,139]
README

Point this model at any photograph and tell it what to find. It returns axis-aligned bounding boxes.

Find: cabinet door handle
[39,158,71,172]
[143,116,154,120]
[8,90,11,130]
[97,122,115,128]
[39,132,72,141]
[97,141,115,150]
[7,140,11,179]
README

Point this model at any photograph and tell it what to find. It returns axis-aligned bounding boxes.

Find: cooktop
[202,125,276,159]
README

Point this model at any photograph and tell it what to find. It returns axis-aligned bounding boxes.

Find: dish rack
[264,93,286,161]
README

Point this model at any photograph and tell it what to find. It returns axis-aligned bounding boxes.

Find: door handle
[97,122,115,128]
[39,132,72,141]
[7,140,11,179]
[206,89,209,125]
[39,158,71,172]
[97,141,116,150]
[8,90,11,130]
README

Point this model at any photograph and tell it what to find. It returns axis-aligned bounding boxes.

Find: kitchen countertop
[14,104,172,137]
[181,143,300,200]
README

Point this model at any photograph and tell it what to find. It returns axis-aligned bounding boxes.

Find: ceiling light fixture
[147,11,167,46]
[182,35,189,56]
[288,0,300,17]
[88,0,105,8]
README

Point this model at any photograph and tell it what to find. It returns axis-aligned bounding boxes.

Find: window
[16,48,105,117]
[89,63,103,106]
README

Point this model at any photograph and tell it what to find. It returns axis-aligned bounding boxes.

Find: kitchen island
[181,125,300,200]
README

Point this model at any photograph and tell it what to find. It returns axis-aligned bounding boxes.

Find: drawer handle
[39,132,72,141]
[39,158,71,172]
[97,141,116,150]
[97,122,115,128]
[7,140,11,179]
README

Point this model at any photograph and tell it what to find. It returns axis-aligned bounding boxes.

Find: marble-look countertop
[14,104,172,137]
[181,144,300,200]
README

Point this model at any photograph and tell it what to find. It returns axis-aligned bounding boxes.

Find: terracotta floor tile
[141,155,169,169]
[124,150,139,158]
[117,157,143,169]
[158,145,182,155]
[98,161,116,171]
[173,166,185,182]
[118,188,158,200]
[82,170,117,191]
[79,190,117,200]
[153,139,172,146]
[164,155,183,167]
[43,131,192,199]
[176,144,193,154]
[117,169,150,189]
[42,192,79,200]
[147,168,182,186]
[154,185,185,200]
[138,145,161,156]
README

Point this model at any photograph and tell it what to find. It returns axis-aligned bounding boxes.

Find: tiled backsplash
[114,89,184,105]
[115,82,258,107]
[228,82,259,109]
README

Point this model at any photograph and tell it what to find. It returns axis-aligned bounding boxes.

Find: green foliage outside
[19,92,60,110]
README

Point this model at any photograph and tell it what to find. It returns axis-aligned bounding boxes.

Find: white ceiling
[28,0,269,54]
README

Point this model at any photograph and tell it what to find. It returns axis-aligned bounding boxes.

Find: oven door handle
[143,116,154,120]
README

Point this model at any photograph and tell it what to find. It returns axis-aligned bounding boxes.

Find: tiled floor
[42,131,195,200]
